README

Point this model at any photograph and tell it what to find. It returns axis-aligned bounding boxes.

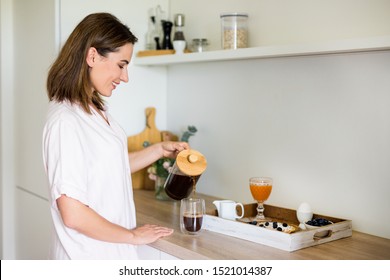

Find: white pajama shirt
[42,101,138,259]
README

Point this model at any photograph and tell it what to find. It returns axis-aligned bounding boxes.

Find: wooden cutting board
[127,107,162,190]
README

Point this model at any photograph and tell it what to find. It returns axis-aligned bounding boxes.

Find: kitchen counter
[134,190,390,259]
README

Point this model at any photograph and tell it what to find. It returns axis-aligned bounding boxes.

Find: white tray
[203,203,352,252]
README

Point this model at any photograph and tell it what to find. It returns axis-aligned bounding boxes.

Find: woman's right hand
[130,224,174,245]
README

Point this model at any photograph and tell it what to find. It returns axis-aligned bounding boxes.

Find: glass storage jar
[220,13,248,49]
[191,38,209,52]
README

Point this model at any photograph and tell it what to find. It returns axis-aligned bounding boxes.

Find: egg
[297,202,312,213]
[297,202,313,229]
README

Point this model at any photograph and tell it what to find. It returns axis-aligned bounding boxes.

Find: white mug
[214,200,245,220]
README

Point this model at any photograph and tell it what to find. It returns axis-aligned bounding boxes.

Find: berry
[306,218,332,227]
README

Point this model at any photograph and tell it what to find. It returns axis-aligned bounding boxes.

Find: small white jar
[173,40,186,54]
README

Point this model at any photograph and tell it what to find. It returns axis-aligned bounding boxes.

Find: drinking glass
[249,177,273,221]
[180,197,205,235]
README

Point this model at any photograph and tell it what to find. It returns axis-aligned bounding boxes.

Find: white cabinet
[138,245,180,260]
[15,189,51,259]
[12,0,58,260]
[137,245,161,259]
[160,250,180,260]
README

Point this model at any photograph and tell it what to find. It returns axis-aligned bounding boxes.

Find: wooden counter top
[134,190,390,260]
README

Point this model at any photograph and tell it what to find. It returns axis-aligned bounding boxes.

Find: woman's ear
[86,47,98,67]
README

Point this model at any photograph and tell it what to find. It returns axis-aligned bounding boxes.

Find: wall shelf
[133,36,390,66]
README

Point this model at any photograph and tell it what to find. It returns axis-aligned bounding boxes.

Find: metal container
[191,38,209,52]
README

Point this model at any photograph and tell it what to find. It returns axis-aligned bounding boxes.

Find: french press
[164,149,207,200]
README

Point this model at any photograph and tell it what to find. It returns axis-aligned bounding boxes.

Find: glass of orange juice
[249,177,273,221]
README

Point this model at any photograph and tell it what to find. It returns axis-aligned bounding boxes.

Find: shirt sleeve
[43,118,89,210]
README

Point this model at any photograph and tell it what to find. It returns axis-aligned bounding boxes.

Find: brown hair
[47,13,138,113]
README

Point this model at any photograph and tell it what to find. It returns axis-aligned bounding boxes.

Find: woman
[42,13,188,259]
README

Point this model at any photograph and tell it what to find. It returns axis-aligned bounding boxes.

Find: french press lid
[176,149,207,176]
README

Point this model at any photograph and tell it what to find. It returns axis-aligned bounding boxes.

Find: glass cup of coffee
[180,197,205,235]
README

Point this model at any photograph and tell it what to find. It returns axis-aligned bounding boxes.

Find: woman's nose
[120,69,129,83]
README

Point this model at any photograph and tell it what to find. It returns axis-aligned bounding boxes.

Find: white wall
[0,0,16,259]
[166,51,390,239]
[14,0,58,198]
[171,0,390,50]
[165,0,390,238]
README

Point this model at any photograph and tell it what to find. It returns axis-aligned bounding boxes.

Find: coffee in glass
[180,197,205,235]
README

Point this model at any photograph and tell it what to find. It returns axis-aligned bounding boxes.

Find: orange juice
[250,184,272,202]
